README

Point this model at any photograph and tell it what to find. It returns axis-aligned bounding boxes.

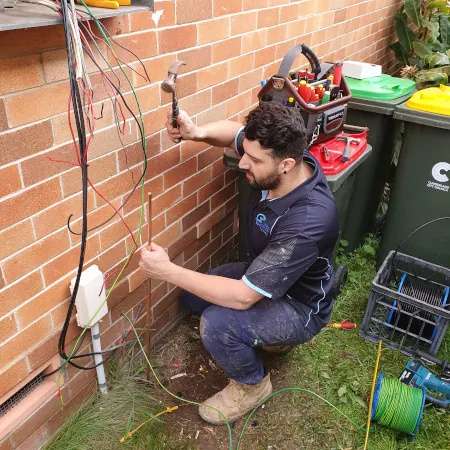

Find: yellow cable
[120,406,179,443]
[364,340,382,450]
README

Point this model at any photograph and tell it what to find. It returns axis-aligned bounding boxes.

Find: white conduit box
[70,265,108,328]
[342,61,382,79]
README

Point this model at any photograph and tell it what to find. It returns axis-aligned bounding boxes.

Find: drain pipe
[91,322,108,394]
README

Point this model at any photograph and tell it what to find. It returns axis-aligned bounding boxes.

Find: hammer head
[337,136,361,144]
[161,60,186,93]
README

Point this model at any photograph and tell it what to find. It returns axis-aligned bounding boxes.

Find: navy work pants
[181,263,328,385]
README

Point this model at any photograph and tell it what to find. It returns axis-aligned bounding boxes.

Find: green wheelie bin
[342,75,416,252]
[378,86,450,269]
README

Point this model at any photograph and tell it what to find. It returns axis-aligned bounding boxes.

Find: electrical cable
[123,313,374,449]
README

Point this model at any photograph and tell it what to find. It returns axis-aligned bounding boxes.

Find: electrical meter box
[70,265,108,328]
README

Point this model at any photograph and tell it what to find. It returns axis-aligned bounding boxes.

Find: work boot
[198,373,273,425]
[262,345,293,354]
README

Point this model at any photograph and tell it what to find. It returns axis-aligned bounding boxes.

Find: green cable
[122,313,234,450]
[236,387,373,449]
[372,377,423,435]
[124,313,376,449]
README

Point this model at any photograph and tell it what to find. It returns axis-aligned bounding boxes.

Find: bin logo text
[428,162,450,192]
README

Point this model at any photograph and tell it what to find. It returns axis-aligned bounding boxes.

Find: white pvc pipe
[91,322,108,394]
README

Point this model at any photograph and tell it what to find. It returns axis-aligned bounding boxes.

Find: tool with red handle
[326,321,356,329]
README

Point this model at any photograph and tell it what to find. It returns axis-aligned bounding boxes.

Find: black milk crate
[360,251,450,357]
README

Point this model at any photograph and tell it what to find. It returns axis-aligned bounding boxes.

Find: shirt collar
[261,153,320,216]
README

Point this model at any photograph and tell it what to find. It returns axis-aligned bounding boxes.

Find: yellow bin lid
[406,84,450,116]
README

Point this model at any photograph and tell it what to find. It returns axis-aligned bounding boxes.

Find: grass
[45,236,450,450]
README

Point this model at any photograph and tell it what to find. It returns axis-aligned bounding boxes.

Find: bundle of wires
[23,0,152,386]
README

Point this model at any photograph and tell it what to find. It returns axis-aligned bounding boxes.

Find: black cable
[66,46,148,235]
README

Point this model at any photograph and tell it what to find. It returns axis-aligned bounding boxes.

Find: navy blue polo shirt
[235,128,339,320]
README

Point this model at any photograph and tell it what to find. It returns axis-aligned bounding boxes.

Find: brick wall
[0,0,402,447]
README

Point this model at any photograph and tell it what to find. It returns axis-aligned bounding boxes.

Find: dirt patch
[151,315,289,450]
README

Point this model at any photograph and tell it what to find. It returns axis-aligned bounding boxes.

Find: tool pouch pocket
[258,44,352,146]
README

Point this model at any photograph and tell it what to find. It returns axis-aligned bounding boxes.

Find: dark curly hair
[244,103,307,164]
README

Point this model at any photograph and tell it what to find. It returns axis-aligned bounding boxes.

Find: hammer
[336,136,361,162]
[162,60,186,142]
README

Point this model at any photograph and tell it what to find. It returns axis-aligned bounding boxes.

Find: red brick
[110,280,147,323]
[110,31,157,64]
[211,236,235,266]
[143,108,168,136]
[258,7,279,28]
[0,271,43,318]
[100,209,143,251]
[197,17,230,44]
[214,0,242,16]
[146,147,181,180]
[152,287,181,319]
[42,235,101,286]
[167,227,197,259]
[177,0,212,24]
[158,24,197,54]
[123,83,161,117]
[198,174,225,204]
[211,211,235,239]
[123,177,163,216]
[0,55,43,95]
[152,185,182,217]
[181,140,209,162]
[242,29,268,53]
[198,147,224,170]
[335,8,347,23]
[197,205,226,238]
[238,68,264,92]
[179,90,212,117]
[164,157,197,190]
[280,3,299,22]
[197,62,228,90]
[0,99,7,131]
[198,234,222,262]
[119,134,160,171]
[3,230,69,284]
[228,54,254,78]
[102,15,130,35]
[0,165,21,198]
[0,358,30,402]
[130,2,175,31]
[0,25,65,58]
[178,46,212,73]
[212,157,228,177]
[161,72,196,104]
[212,37,242,63]
[166,193,197,225]
[0,178,62,231]
[0,316,52,368]
[212,79,240,106]
[182,201,210,231]
[183,166,212,196]
[227,91,252,117]
[154,220,182,248]
[243,0,267,10]
[196,104,227,127]
[231,11,258,35]
[6,83,69,128]
[287,19,306,39]
[267,23,287,44]
[0,121,53,166]
[255,45,277,68]
[0,314,17,342]
[0,221,34,262]
[183,229,211,261]
[211,181,236,210]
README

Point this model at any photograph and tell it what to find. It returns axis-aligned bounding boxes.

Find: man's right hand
[166,110,199,143]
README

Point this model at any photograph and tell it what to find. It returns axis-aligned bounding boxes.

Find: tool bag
[258,44,352,146]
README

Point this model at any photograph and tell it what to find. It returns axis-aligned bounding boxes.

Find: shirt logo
[256,213,270,235]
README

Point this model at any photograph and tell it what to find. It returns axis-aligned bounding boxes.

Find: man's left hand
[139,243,172,280]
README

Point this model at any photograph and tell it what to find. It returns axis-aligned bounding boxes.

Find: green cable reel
[371,373,426,438]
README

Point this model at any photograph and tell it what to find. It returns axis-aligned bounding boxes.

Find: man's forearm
[164,263,254,310]
[194,120,243,149]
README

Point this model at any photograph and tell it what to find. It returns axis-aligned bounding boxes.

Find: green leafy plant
[390,0,450,89]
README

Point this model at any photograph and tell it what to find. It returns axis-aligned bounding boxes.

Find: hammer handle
[342,141,350,162]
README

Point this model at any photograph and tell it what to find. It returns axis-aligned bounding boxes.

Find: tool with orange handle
[326,320,356,329]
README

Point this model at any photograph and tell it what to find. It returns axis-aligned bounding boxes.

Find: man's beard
[246,170,281,190]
